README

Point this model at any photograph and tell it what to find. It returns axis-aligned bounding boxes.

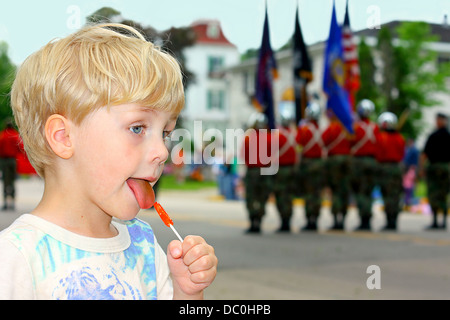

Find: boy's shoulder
[0,214,41,242]
[119,217,152,231]
[0,215,156,253]
[118,217,155,241]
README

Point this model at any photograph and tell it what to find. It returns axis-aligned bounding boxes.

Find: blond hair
[11,23,185,177]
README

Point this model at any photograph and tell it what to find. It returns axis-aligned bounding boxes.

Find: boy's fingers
[188,255,217,274]
[190,268,216,284]
[181,235,205,251]
[184,243,216,267]
[168,240,183,259]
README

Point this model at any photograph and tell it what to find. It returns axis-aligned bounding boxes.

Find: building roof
[190,19,236,47]
[354,20,450,43]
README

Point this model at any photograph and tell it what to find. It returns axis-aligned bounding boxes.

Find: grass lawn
[157,174,218,191]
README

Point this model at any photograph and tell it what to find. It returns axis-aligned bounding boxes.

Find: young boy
[0,23,217,300]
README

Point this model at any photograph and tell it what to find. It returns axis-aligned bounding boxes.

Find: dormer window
[207,23,220,39]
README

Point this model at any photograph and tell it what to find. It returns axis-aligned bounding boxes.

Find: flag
[342,0,360,109]
[322,1,354,133]
[292,5,313,124]
[252,7,278,130]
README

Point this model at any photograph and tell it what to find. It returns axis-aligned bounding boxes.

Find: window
[207,90,225,110]
[208,56,224,77]
[242,71,255,95]
[207,23,220,39]
[242,72,249,94]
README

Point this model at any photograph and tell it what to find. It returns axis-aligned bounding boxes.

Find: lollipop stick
[170,224,184,242]
[154,202,184,242]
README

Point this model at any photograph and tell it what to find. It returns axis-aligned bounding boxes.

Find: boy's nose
[147,137,169,165]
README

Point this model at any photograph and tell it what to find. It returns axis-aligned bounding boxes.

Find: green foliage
[86,7,121,24]
[158,173,217,191]
[86,7,197,89]
[0,42,16,130]
[240,48,259,61]
[376,26,396,113]
[360,21,450,139]
[389,22,446,139]
[356,37,379,117]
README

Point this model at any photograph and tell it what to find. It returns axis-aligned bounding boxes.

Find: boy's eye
[163,130,173,140]
[130,126,144,135]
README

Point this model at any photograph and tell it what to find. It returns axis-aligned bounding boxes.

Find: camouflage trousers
[273,165,297,220]
[377,162,403,221]
[426,162,450,214]
[1,158,17,199]
[244,167,273,220]
[325,155,351,216]
[297,158,325,219]
[350,156,378,219]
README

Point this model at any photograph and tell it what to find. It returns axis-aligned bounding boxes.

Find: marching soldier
[273,109,299,232]
[376,112,405,231]
[349,99,379,231]
[296,102,326,231]
[419,112,450,230]
[0,120,22,211]
[322,110,352,230]
[242,112,274,233]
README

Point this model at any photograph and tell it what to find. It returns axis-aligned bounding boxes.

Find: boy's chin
[113,204,142,222]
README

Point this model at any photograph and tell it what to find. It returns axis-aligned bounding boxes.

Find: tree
[376,26,396,113]
[86,7,196,89]
[0,42,16,130]
[356,37,379,113]
[375,22,450,138]
[86,7,121,24]
[240,48,259,62]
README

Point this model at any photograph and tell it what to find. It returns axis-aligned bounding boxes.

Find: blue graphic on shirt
[52,265,145,300]
[16,218,158,300]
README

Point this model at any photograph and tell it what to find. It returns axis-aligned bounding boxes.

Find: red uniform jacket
[276,127,298,165]
[242,129,273,168]
[0,127,36,175]
[376,131,405,163]
[322,121,351,156]
[351,119,379,157]
[0,127,21,158]
[296,121,325,159]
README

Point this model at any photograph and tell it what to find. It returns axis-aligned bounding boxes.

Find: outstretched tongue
[127,178,155,209]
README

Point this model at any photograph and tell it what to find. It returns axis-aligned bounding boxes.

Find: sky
[0,0,448,65]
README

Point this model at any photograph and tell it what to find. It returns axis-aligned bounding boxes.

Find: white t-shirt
[0,214,173,300]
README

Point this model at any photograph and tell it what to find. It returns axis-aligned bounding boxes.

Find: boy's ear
[45,114,74,159]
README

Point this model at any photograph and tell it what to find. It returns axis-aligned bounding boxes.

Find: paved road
[1,178,450,300]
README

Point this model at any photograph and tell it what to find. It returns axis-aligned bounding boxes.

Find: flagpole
[297,1,307,120]
[252,0,278,130]
[301,81,307,119]
[293,0,312,124]
[300,0,307,123]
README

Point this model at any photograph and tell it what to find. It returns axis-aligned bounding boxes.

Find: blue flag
[323,1,354,133]
[252,7,278,130]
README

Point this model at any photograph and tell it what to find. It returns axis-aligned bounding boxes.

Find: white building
[180,18,449,162]
[225,19,450,149]
[182,20,240,140]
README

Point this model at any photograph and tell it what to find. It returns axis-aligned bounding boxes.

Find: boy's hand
[167,235,218,300]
